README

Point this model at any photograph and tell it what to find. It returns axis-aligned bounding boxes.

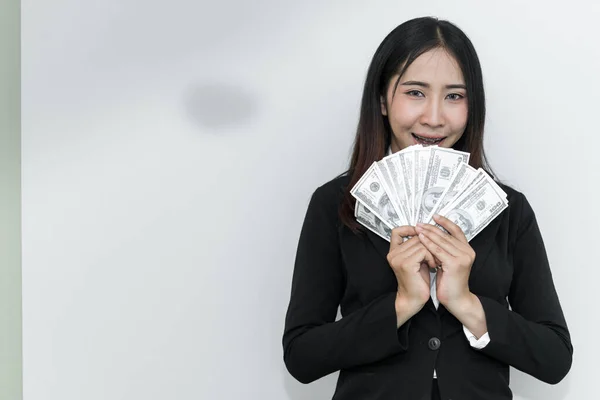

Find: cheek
[448,104,469,131]
[389,99,421,128]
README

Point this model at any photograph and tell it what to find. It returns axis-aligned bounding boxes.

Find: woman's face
[381,48,468,152]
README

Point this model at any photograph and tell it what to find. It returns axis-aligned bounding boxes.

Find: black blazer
[282,174,573,400]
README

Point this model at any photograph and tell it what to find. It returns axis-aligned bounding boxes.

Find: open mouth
[412,133,446,146]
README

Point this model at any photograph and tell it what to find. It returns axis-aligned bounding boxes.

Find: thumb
[419,262,431,285]
[422,248,437,270]
[390,226,418,250]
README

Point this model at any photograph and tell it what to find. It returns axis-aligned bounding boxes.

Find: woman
[282,17,572,400]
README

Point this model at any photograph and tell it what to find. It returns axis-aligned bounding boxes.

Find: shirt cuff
[463,325,490,349]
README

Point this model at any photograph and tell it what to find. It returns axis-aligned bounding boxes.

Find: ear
[380,96,388,116]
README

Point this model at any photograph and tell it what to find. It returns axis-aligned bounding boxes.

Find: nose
[420,98,444,128]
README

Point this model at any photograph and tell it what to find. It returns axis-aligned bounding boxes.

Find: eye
[446,93,465,101]
[406,90,424,97]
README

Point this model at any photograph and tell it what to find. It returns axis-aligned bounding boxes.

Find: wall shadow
[183,82,259,131]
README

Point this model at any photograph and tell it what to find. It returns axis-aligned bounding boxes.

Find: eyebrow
[401,80,466,90]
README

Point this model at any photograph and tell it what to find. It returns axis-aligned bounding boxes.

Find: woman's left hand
[415,214,476,311]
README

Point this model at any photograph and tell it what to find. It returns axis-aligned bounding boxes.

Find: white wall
[22,1,599,399]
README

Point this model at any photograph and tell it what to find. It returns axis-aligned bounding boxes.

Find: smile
[412,133,446,145]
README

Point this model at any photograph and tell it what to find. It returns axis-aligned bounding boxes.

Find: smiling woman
[282,16,572,400]
[338,17,490,232]
[381,48,469,150]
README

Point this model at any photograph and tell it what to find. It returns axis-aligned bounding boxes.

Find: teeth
[414,134,443,144]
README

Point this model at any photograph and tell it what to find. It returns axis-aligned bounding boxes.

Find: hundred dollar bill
[376,159,409,225]
[437,168,487,217]
[438,175,509,241]
[411,147,432,225]
[355,201,392,242]
[438,166,508,218]
[379,154,411,225]
[488,174,508,200]
[396,145,420,224]
[414,147,470,224]
[350,162,403,227]
[425,162,478,223]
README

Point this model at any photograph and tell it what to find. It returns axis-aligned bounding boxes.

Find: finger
[423,248,437,270]
[406,243,437,270]
[389,232,420,254]
[416,223,460,257]
[395,244,425,270]
[422,218,474,256]
[387,235,422,265]
[391,225,418,237]
[390,226,418,247]
[416,220,456,240]
[389,227,415,250]
[419,262,431,285]
[418,232,453,265]
[432,214,468,244]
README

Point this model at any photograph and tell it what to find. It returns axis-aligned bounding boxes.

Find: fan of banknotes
[351,145,508,242]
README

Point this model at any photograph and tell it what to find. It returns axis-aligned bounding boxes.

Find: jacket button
[428,337,441,350]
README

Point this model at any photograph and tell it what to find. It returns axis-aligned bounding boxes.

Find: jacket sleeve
[476,192,573,384]
[282,185,410,384]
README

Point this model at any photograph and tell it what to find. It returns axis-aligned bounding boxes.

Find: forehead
[402,48,464,83]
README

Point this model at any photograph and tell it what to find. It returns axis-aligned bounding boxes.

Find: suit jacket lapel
[467,214,503,280]
[364,228,390,262]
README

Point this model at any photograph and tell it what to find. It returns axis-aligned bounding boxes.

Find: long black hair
[340,16,493,232]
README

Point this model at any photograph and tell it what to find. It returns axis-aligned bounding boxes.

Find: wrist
[443,291,475,314]
[446,293,488,337]
[395,291,426,317]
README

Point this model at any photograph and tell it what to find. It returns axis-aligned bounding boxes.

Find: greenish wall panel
[0,0,23,398]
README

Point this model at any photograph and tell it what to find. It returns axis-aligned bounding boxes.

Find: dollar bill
[414,147,470,224]
[350,162,403,227]
[352,146,508,243]
[396,146,419,224]
[487,174,508,201]
[379,154,411,225]
[438,175,509,241]
[437,168,487,217]
[411,147,432,225]
[355,201,392,241]
[375,159,409,225]
[425,162,478,223]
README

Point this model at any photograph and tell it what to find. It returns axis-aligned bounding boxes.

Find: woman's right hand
[387,226,436,324]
